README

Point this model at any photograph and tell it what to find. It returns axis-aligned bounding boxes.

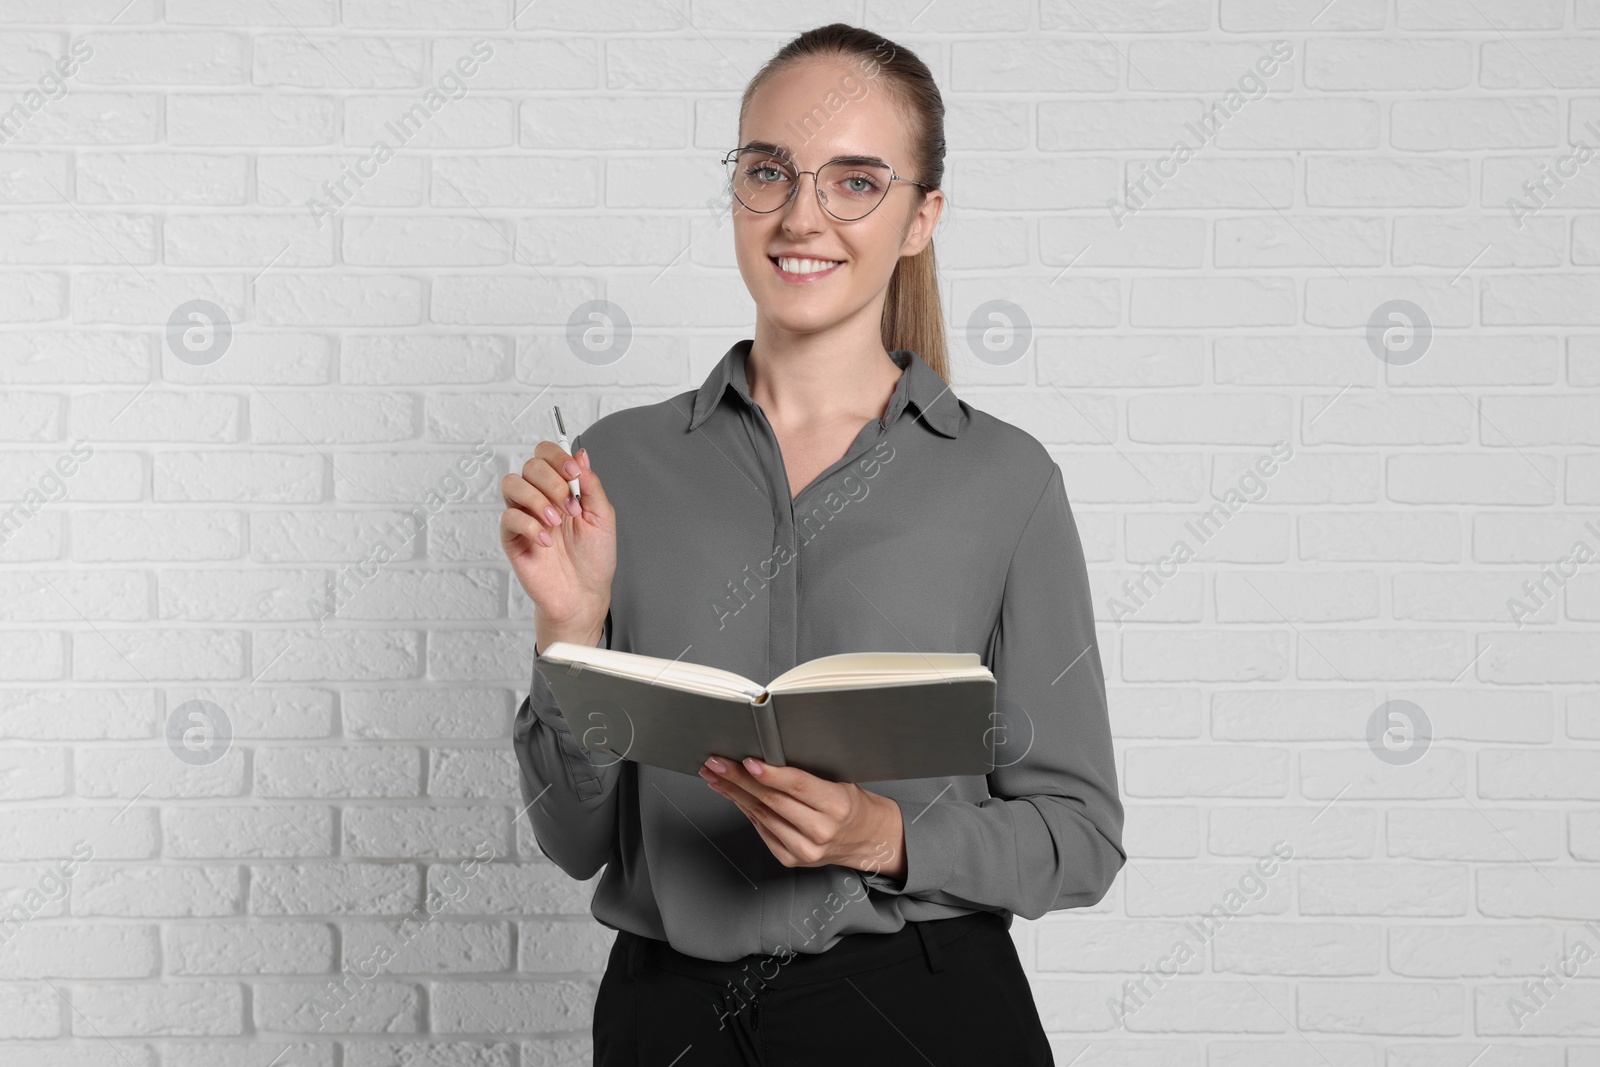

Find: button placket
[734,360,908,959]
[741,401,801,958]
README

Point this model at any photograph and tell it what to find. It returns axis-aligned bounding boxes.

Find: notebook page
[539,642,763,701]
[766,652,988,694]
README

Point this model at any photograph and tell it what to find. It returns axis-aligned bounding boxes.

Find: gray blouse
[513,339,1125,963]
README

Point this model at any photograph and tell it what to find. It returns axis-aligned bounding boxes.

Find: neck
[745,317,902,431]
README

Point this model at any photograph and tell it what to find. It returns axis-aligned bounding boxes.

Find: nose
[780,170,829,234]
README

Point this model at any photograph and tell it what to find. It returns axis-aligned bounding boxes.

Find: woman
[500,23,1125,1065]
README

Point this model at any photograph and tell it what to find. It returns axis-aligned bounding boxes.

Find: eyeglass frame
[719,143,933,222]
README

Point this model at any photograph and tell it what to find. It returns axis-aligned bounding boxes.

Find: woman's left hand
[700,756,906,881]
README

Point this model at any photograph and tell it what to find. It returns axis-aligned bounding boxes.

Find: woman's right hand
[499,440,616,644]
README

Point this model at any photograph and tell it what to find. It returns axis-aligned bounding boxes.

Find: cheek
[735,218,778,265]
[844,237,896,282]
[858,218,910,265]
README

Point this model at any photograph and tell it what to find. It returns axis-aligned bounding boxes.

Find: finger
[746,809,798,866]
[500,503,554,549]
[531,437,577,477]
[571,446,609,517]
[729,797,794,865]
[500,473,566,530]
[702,765,775,815]
[524,442,581,517]
[715,757,830,816]
[704,760,831,837]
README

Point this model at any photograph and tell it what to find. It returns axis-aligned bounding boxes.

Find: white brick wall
[0,1,1597,1063]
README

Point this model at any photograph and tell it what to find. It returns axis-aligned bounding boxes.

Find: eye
[744,160,791,185]
[826,170,883,199]
[840,173,881,195]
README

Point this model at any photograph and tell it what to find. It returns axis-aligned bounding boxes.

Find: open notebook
[534,643,998,782]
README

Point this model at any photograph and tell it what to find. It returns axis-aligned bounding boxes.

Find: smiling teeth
[777,257,841,274]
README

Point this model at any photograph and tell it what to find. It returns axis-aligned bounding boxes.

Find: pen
[552,405,581,501]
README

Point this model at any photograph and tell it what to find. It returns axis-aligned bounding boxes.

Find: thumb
[573,448,611,517]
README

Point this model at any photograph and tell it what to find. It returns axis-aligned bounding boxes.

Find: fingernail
[579,448,590,471]
[563,460,580,477]
[705,756,726,773]
[544,506,561,524]
[566,496,581,515]
[743,757,763,776]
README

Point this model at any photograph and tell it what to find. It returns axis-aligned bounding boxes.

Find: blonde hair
[736,23,950,384]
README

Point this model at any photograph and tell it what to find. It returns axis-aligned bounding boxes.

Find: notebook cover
[770,676,997,783]
[535,656,764,777]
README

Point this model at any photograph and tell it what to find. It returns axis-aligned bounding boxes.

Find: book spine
[750,695,786,767]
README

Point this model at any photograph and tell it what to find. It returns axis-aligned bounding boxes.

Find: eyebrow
[738,140,890,168]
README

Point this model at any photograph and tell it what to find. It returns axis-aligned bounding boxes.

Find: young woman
[500,23,1125,1065]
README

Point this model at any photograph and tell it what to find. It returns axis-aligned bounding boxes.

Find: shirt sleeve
[858,462,1126,919]
[510,431,624,881]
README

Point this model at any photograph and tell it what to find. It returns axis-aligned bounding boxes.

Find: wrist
[534,604,608,655]
[857,791,906,881]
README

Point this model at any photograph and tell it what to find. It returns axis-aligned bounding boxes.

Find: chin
[761,308,844,335]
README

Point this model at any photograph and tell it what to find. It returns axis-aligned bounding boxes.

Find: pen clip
[552,405,568,436]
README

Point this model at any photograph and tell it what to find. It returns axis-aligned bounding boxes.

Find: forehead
[739,56,911,165]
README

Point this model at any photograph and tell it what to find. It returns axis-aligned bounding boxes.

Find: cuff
[529,620,610,733]
[528,629,614,800]
[856,794,956,897]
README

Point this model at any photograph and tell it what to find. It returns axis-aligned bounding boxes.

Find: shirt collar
[687,338,962,438]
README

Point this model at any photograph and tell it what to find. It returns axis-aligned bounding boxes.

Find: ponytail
[882,240,948,382]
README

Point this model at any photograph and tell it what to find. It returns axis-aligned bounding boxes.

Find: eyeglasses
[720,145,932,222]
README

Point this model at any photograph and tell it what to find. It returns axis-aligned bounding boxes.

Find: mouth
[769,255,844,283]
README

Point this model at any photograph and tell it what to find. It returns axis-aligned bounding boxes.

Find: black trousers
[593,909,1055,1065]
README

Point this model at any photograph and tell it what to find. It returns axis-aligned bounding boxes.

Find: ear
[899,188,944,257]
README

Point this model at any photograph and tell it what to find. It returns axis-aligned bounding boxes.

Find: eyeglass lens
[726,149,894,221]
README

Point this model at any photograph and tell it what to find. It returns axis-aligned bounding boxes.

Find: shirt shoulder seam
[1001,463,1061,581]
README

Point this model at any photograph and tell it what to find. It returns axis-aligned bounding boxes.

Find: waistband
[620,908,1001,988]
